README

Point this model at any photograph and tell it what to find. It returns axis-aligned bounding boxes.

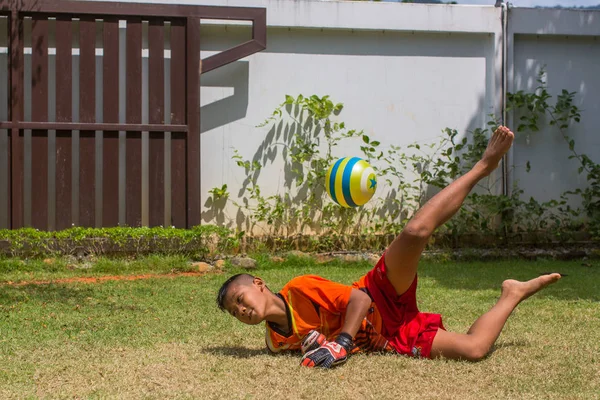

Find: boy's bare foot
[501,273,561,304]
[479,126,515,176]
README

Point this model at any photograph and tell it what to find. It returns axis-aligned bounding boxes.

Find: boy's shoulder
[281,275,353,305]
[283,275,335,290]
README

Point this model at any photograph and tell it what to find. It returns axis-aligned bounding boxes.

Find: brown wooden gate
[0,0,266,230]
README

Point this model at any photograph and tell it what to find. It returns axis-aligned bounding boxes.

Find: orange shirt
[265,275,393,353]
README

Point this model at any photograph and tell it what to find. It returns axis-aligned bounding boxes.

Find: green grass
[0,256,598,399]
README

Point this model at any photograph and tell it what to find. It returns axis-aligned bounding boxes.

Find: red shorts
[363,255,445,358]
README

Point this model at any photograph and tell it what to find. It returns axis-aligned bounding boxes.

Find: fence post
[186,16,200,228]
[9,9,23,229]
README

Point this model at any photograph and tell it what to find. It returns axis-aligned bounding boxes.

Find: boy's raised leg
[430,273,562,361]
[384,126,515,296]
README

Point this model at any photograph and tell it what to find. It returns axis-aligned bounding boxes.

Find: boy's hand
[300,332,353,369]
[301,341,348,368]
[301,330,328,355]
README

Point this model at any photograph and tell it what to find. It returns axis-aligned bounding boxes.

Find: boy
[216,126,561,368]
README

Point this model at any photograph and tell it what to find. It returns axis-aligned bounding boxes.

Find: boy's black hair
[216,273,255,312]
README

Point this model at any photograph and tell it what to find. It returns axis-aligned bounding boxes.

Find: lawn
[0,255,598,399]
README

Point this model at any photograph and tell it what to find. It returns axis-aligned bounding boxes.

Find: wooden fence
[0,0,266,229]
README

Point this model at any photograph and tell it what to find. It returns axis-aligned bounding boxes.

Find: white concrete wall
[1,1,599,231]
[196,1,504,230]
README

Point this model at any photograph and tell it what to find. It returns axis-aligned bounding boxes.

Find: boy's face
[223,277,268,325]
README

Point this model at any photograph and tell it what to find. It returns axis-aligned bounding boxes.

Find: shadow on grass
[0,284,98,306]
[204,341,531,362]
[201,346,271,358]
[488,340,529,356]
[418,260,600,302]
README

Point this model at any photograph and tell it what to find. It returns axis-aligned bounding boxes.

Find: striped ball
[326,157,377,208]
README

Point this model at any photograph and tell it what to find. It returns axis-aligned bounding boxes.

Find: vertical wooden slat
[0,16,7,229]
[102,17,119,227]
[31,15,48,230]
[78,16,96,227]
[126,17,142,227]
[170,19,186,228]
[186,17,200,228]
[55,16,72,231]
[9,11,23,229]
[148,19,164,227]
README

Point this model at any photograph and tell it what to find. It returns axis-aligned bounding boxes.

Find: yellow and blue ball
[326,157,377,208]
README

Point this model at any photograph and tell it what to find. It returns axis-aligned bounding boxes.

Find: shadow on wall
[201,95,494,237]
[200,60,249,134]
[200,60,249,225]
[262,28,491,59]
[198,77,494,234]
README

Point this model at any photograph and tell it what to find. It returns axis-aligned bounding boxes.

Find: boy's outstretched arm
[341,288,372,337]
[385,126,515,295]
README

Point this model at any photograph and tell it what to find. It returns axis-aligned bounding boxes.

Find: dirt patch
[1,271,213,287]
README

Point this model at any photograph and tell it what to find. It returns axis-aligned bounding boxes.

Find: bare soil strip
[1,271,210,287]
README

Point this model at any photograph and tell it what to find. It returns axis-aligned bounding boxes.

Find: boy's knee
[403,222,432,241]
[463,342,490,361]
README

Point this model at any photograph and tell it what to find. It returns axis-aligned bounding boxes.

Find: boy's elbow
[350,289,372,310]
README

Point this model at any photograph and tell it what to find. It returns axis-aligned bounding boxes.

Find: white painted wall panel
[512,34,600,204]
